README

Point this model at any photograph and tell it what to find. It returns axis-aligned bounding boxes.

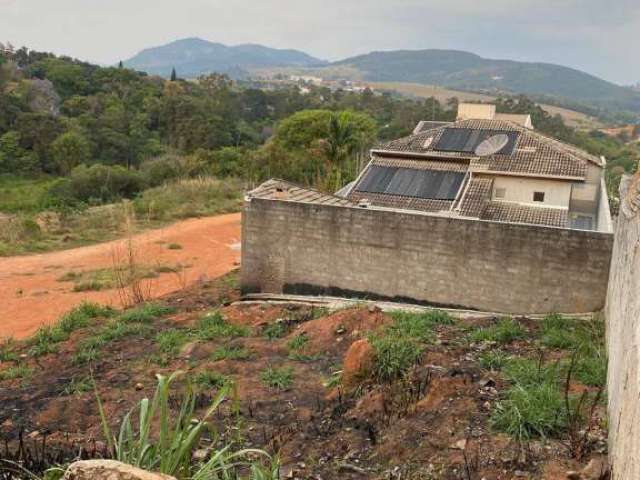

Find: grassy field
[0,175,59,213]
[0,177,244,257]
[371,81,603,129]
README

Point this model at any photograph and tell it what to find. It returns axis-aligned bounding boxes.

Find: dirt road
[0,213,242,339]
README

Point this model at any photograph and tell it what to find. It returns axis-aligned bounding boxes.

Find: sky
[0,0,639,85]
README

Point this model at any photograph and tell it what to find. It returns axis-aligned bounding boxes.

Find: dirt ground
[0,275,608,479]
[0,213,241,339]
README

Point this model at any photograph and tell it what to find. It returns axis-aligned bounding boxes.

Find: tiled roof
[413,120,452,134]
[348,191,452,213]
[248,179,355,206]
[371,156,468,172]
[458,177,493,217]
[457,177,568,228]
[374,118,601,179]
[480,202,569,228]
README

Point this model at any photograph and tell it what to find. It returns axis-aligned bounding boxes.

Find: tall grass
[133,177,243,221]
[97,372,277,479]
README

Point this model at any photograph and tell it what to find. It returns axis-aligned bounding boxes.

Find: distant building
[241,103,613,314]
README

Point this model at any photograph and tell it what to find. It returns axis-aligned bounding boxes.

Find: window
[533,191,545,202]
[494,187,506,199]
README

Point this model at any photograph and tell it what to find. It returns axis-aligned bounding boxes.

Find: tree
[118,60,123,69]
[170,67,177,82]
[51,131,91,174]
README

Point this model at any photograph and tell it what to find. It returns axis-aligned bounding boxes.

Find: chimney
[457,103,496,121]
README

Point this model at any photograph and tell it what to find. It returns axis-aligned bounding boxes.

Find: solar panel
[435,128,519,155]
[355,166,465,201]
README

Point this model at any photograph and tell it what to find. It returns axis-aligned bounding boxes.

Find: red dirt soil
[0,213,241,339]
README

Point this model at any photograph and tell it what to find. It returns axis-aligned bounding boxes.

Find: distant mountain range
[123,39,640,116]
[123,37,326,78]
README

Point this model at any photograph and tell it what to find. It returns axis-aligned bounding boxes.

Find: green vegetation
[194,311,250,340]
[479,350,511,371]
[260,366,294,390]
[29,302,113,357]
[368,310,452,382]
[193,370,230,390]
[263,322,288,340]
[72,303,173,365]
[57,265,181,292]
[156,329,189,357]
[97,372,276,479]
[470,317,527,344]
[211,345,251,361]
[167,242,182,250]
[0,338,18,362]
[63,376,93,396]
[0,364,33,381]
[118,302,174,323]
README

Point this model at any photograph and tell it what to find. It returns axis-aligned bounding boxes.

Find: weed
[194,311,249,340]
[72,347,100,366]
[193,370,230,390]
[470,317,526,344]
[260,366,294,390]
[479,351,511,371]
[370,332,424,382]
[167,243,183,250]
[0,338,18,362]
[211,345,251,361]
[572,347,607,387]
[63,376,93,396]
[97,371,273,478]
[0,364,32,381]
[118,302,174,324]
[286,334,309,351]
[263,322,287,340]
[156,329,189,356]
[388,310,452,341]
[491,381,567,441]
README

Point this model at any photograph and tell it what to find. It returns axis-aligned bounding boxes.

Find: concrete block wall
[241,198,613,314]
[606,174,640,479]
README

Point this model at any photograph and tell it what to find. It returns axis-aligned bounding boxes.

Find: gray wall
[242,198,613,313]
[606,175,640,479]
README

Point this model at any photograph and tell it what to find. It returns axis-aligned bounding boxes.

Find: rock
[342,339,376,388]
[64,460,176,480]
[450,438,467,450]
[135,383,144,391]
[581,455,609,480]
[566,472,581,480]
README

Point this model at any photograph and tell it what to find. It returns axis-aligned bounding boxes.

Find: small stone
[135,382,144,391]
[566,471,581,480]
[514,471,528,477]
[450,439,467,450]
[335,325,346,334]
[28,430,40,439]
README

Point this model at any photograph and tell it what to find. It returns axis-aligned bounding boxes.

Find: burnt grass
[0,271,608,479]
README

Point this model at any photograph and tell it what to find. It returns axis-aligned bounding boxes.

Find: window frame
[533,191,545,203]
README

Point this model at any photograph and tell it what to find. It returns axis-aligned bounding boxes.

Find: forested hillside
[0,45,637,235]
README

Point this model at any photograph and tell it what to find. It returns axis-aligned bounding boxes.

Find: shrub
[479,350,511,371]
[470,317,527,344]
[47,163,145,206]
[260,366,294,390]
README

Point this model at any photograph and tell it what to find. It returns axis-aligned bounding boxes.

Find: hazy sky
[1,0,639,85]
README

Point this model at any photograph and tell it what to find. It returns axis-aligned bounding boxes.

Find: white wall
[491,176,572,208]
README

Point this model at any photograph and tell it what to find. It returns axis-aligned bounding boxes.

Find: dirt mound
[284,307,389,355]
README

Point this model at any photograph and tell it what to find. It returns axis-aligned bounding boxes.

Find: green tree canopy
[51,131,91,175]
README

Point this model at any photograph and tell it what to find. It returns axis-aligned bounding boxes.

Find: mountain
[331,49,640,114]
[123,37,326,78]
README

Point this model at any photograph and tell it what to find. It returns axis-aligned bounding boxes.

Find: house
[343,103,612,233]
[240,103,614,314]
